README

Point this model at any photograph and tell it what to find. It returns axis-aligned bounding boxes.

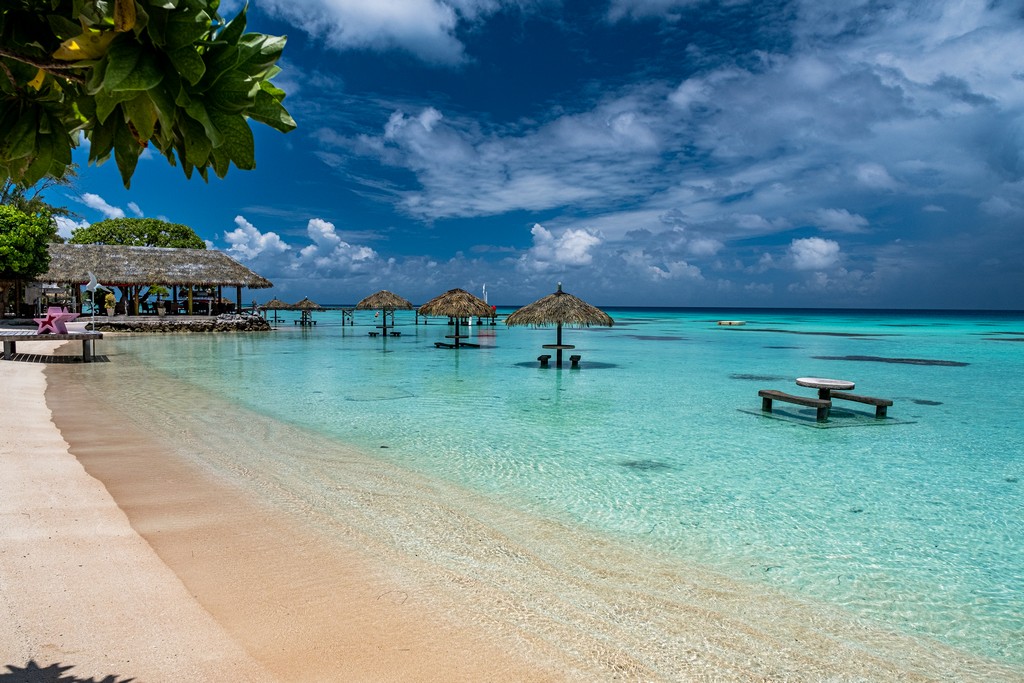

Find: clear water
[107,308,1024,668]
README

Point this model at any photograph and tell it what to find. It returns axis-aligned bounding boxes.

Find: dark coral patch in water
[730,373,788,381]
[625,335,686,341]
[813,355,968,367]
[621,459,673,471]
[912,399,943,406]
[984,337,1024,342]
[765,345,802,349]
[733,328,898,337]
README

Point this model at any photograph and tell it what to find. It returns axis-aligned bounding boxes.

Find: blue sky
[52,0,1024,309]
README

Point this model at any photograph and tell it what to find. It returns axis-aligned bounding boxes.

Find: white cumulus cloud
[224,216,291,260]
[789,237,841,270]
[521,223,603,271]
[80,193,124,219]
[813,208,869,233]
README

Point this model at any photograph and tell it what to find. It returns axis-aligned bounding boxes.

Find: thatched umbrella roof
[262,297,290,310]
[417,288,492,318]
[292,297,322,310]
[505,283,614,328]
[356,290,413,311]
[506,283,613,367]
[418,288,491,349]
[38,243,273,288]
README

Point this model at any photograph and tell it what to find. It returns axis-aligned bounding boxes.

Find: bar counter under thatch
[37,243,272,315]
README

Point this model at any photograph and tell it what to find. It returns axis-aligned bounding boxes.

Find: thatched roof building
[292,296,322,310]
[356,290,413,311]
[505,283,613,328]
[418,288,492,318]
[38,243,272,289]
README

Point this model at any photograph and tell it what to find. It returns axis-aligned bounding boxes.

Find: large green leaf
[102,39,142,90]
[167,44,205,84]
[22,132,55,186]
[207,69,258,112]
[183,99,223,147]
[113,118,141,187]
[94,87,137,122]
[216,4,246,45]
[0,109,38,161]
[123,92,158,140]
[248,85,296,133]
[103,40,163,91]
[87,114,117,163]
[180,112,211,166]
[209,108,253,169]
[165,5,210,51]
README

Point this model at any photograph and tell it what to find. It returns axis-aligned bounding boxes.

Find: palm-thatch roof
[38,243,272,288]
[292,296,322,310]
[356,290,413,310]
[418,288,492,318]
[262,297,290,310]
[505,283,613,328]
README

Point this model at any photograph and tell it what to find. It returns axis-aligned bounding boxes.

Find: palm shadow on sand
[1,660,134,683]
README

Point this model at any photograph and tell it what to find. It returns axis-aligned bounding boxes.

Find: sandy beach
[1,339,558,682]
[3,336,1022,682]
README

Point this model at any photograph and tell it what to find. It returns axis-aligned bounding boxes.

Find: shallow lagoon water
[110,308,1024,669]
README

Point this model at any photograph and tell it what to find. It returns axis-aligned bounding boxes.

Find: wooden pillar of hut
[187,287,193,315]
[235,286,242,315]
[133,285,140,315]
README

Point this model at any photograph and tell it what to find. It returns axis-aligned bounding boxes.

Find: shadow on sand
[1,660,134,683]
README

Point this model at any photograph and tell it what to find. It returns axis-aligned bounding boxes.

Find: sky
[50,0,1024,309]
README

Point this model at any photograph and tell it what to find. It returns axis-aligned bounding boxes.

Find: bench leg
[82,339,93,362]
[761,397,773,413]
[816,405,830,421]
[875,405,887,418]
[3,340,14,360]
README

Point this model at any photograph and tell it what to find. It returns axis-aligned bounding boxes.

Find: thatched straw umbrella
[418,288,491,348]
[292,296,322,325]
[262,297,290,325]
[356,290,413,334]
[505,282,614,367]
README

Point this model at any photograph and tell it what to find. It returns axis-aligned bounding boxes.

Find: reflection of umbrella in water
[356,290,413,335]
[505,282,614,367]
[292,296,322,325]
[262,297,290,325]
[418,288,491,348]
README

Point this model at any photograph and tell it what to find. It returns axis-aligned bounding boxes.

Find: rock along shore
[87,313,272,333]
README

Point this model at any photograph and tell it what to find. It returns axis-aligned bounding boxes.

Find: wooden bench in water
[0,330,103,362]
[830,391,893,418]
[758,389,831,422]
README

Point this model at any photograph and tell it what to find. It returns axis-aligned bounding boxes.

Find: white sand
[0,340,274,681]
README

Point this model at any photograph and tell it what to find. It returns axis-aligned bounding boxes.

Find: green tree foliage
[0,204,52,313]
[0,0,295,188]
[68,216,206,248]
[1,164,79,240]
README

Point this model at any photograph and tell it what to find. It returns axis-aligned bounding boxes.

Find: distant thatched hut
[356,290,413,333]
[506,283,613,367]
[38,243,272,314]
[418,288,491,348]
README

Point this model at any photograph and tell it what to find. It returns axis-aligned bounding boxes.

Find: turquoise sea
[99,308,1023,675]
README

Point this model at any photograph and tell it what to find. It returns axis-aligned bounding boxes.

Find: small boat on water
[717,320,746,326]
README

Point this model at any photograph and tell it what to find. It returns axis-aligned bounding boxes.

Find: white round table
[796,377,855,400]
